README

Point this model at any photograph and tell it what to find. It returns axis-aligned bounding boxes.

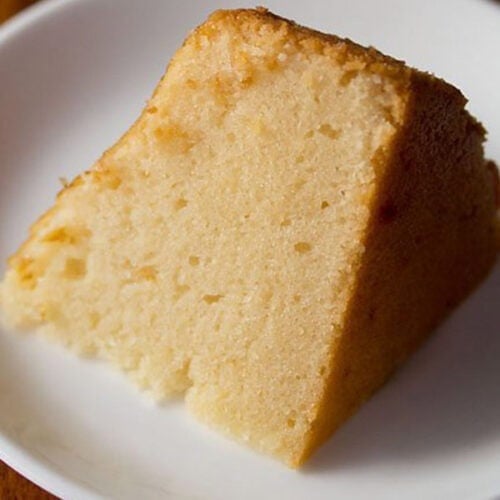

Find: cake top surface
[198,8,468,106]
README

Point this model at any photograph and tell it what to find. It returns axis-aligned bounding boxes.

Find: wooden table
[0,0,37,23]
[0,459,55,499]
[1,5,56,500]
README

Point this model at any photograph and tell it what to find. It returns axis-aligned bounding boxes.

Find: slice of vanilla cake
[0,9,498,466]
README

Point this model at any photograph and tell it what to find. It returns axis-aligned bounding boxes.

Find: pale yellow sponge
[0,9,498,467]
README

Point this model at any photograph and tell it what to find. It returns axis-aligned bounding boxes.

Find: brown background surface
[0,460,55,499]
[1,3,56,500]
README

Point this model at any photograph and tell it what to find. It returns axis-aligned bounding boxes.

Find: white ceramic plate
[1,0,499,498]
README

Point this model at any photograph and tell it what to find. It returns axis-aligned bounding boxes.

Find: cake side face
[0,9,497,468]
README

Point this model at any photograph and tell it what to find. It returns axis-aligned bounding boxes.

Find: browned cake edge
[200,8,468,105]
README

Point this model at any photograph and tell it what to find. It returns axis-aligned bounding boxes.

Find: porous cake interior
[1,12,406,464]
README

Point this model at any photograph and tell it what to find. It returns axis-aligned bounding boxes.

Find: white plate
[1,0,499,498]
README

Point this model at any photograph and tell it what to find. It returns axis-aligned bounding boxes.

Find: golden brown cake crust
[203,8,468,103]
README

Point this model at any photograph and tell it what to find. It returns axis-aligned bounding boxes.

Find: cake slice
[0,8,498,467]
